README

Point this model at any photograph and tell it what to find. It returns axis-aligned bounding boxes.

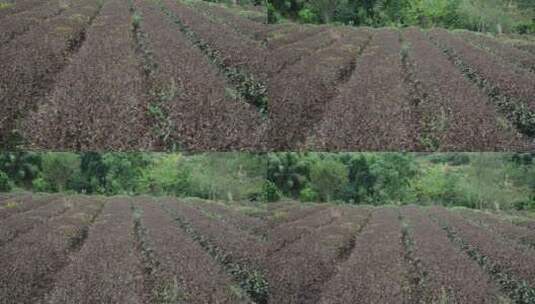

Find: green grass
[4,201,19,209]
[0,2,14,9]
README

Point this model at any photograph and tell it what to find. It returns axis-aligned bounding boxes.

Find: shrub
[310,158,348,202]
[298,8,317,23]
[513,199,535,211]
[0,170,11,192]
[32,176,52,192]
[262,180,282,202]
[299,186,318,202]
[267,2,280,24]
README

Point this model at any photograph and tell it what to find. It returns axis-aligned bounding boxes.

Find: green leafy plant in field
[228,264,269,304]
[153,278,188,304]
[132,11,142,30]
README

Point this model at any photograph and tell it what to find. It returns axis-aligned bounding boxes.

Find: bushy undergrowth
[1,152,534,212]
[269,0,534,35]
[0,170,11,192]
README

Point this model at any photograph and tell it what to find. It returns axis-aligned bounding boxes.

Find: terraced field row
[1,193,535,303]
[1,0,534,150]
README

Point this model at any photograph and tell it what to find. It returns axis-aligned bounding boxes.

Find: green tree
[101,153,150,195]
[310,158,348,202]
[186,153,266,201]
[137,154,191,196]
[267,153,310,197]
[368,153,418,204]
[79,152,108,193]
[40,153,81,192]
[343,155,377,203]
[0,152,41,188]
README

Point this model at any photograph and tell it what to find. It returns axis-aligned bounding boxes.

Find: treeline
[0,152,266,201]
[267,0,535,34]
[1,152,534,211]
[266,153,535,210]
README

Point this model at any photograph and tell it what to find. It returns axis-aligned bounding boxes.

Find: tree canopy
[268,0,535,33]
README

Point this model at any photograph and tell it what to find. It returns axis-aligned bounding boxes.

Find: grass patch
[4,201,19,209]
[0,2,14,9]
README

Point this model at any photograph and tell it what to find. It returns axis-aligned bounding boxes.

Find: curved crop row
[132,0,264,150]
[187,199,266,234]
[158,0,268,117]
[163,199,269,303]
[316,28,416,150]
[459,209,535,249]
[0,193,59,220]
[268,27,371,148]
[428,28,535,137]
[165,199,265,265]
[429,207,535,303]
[266,207,370,304]
[509,40,535,55]
[267,207,344,253]
[264,29,338,78]
[135,200,248,304]
[188,1,268,41]
[0,197,103,303]
[0,197,69,246]
[161,0,266,73]
[44,198,143,303]
[402,27,528,150]
[458,31,535,73]
[23,0,148,150]
[0,0,67,45]
[265,25,328,50]
[318,208,407,303]
[262,203,329,230]
[401,206,502,303]
[0,0,102,147]
[428,28,535,106]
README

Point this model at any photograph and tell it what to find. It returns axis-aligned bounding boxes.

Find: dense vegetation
[1,152,534,211]
[267,153,535,210]
[268,0,535,34]
[0,152,265,201]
